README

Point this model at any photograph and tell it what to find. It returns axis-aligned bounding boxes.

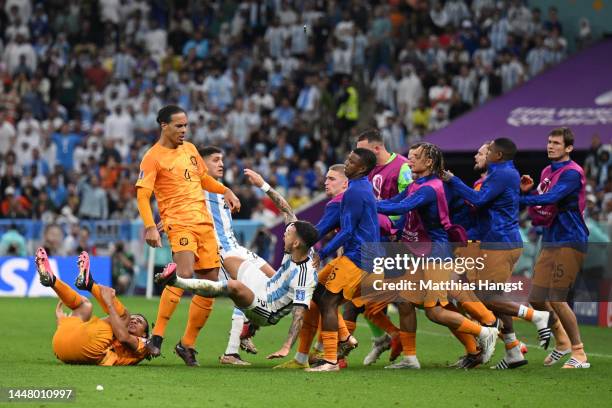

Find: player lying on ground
[36,248,150,366]
[156,169,319,360]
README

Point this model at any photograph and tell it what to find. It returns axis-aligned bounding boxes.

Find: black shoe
[175,342,199,367]
[461,352,484,369]
[146,335,163,357]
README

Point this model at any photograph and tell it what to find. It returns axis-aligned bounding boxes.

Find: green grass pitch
[1,297,611,408]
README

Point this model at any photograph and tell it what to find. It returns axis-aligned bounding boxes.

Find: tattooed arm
[244,168,297,224]
[266,306,306,359]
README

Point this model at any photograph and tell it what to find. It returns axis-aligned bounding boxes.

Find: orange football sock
[524,308,535,321]
[338,313,350,341]
[451,329,479,354]
[345,320,357,334]
[321,331,338,363]
[91,283,126,317]
[152,286,184,337]
[297,302,320,354]
[181,296,214,348]
[461,301,496,326]
[399,331,416,356]
[368,311,400,336]
[505,339,520,350]
[457,318,482,336]
[52,279,83,310]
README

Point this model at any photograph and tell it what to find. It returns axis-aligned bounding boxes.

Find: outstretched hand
[244,168,265,188]
[267,346,290,359]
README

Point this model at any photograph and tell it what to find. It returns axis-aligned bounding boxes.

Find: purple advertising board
[426,40,612,151]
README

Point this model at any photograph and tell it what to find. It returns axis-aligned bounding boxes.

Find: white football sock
[225,312,244,355]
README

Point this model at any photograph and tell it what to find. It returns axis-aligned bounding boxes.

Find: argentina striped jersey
[265,254,316,324]
[205,191,240,252]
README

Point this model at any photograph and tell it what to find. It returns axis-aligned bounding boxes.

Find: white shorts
[236,259,274,327]
[218,246,267,281]
[221,246,266,271]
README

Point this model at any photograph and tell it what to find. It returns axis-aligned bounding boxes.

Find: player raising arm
[156,169,318,360]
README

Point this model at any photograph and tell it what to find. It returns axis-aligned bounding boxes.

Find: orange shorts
[420,263,450,308]
[364,301,390,317]
[320,256,367,301]
[533,247,585,289]
[352,273,401,308]
[52,316,113,364]
[166,223,220,270]
[455,241,482,282]
[473,248,523,284]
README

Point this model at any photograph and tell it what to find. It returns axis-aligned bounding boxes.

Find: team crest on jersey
[295,289,305,301]
[179,237,189,246]
[190,156,197,167]
[138,170,144,179]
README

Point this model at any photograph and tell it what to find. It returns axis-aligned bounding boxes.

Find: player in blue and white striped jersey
[156,168,319,360]
[201,147,276,366]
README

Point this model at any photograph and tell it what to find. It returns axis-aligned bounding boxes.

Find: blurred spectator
[41,223,66,256]
[111,241,135,294]
[1,186,29,218]
[75,225,96,255]
[250,228,276,264]
[0,223,27,256]
[51,123,81,172]
[78,175,108,220]
[576,18,593,50]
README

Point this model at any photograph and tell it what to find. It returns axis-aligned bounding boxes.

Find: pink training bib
[402,177,467,255]
[527,161,586,227]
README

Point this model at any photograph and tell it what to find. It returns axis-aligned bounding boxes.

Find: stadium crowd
[0,0,609,265]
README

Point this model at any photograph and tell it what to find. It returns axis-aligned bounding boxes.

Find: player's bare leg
[550,301,589,368]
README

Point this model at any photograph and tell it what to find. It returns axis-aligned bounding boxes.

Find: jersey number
[184,169,191,181]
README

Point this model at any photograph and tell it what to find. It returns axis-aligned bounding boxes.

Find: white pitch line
[356,322,612,358]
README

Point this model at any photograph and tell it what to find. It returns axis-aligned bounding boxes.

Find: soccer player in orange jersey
[36,248,150,366]
[136,105,241,366]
